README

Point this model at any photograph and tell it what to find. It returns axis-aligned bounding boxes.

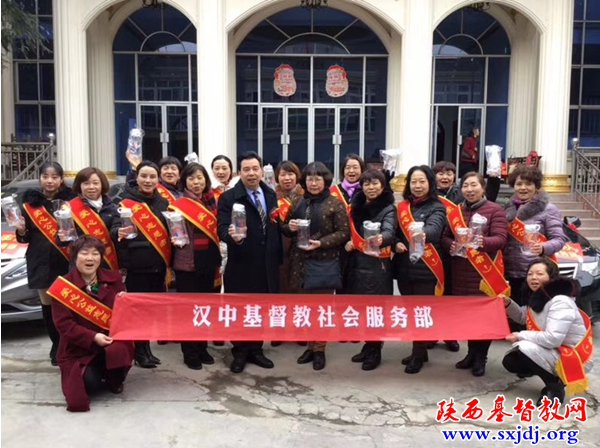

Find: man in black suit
[217,152,282,373]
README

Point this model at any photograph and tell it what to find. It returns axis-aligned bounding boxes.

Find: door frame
[137,102,193,159]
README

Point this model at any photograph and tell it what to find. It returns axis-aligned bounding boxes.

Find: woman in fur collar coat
[501,259,593,406]
[345,170,396,371]
[503,166,568,305]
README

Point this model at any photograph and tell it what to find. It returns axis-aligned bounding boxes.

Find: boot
[145,342,161,365]
[351,344,368,363]
[361,348,382,371]
[537,382,565,407]
[42,305,60,366]
[401,351,428,365]
[312,352,326,370]
[445,341,460,352]
[471,354,487,377]
[135,342,157,368]
[404,343,428,374]
[297,349,314,364]
[455,352,475,369]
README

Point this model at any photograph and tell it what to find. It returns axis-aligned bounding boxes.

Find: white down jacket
[506,292,593,375]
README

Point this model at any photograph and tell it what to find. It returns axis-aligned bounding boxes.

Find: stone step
[552,201,585,210]
[577,227,600,238]
[586,236,600,246]
[548,194,576,201]
[579,218,600,228]
[558,209,596,219]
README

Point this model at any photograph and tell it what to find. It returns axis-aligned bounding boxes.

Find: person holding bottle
[14,162,76,366]
[110,161,171,369]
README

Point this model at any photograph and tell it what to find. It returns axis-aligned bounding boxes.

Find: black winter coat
[110,185,169,273]
[345,190,396,295]
[393,196,446,286]
[217,181,282,293]
[437,185,464,204]
[17,187,76,289]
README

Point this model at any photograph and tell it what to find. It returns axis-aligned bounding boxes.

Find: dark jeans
[84,349,128,394]
[502,348,561,386]
[175,269,220,358]
[399,281,435,358]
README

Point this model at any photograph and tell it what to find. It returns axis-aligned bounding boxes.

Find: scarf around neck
[342,179,360,199]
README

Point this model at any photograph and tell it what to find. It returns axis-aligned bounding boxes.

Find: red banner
[109,293,510,341]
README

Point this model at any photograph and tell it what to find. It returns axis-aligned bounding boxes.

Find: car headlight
[581,261,600,277]
[6,264,27,280]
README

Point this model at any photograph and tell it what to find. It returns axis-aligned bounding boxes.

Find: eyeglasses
[306,177,325,184]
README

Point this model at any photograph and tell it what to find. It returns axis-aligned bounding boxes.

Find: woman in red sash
[50,236,134,412]
[170,163,222,369]
[441,172,508,377]
[502,259,593,405]
[271,161,305,348]
[15,161,76,366]
[346,169,396,371]
[393,165,446,374]
[157,156,183,203]
[57,167,119,271]
[110,161,170,369]
[503,165,567,306]
[210,155,239,200]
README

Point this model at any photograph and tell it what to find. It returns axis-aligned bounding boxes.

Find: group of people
[13,151,593,412]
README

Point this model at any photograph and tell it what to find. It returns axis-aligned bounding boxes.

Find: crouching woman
[501,259,593,405]
[47,236,134,412]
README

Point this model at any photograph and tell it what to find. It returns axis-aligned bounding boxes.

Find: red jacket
[441,199,507,295]
[461,137,478,163]
[52,268,133,412]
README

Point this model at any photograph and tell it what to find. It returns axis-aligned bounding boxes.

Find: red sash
[169,198,219,247]
[330,185,350,212]
[438,196,456,215]
[120,199,171,267]
[156,184,177,205]
[69,197,118,271]
[445,201,510,297]
[47,276,112,330]
[211,188,223,202]
[22,203,70,260]
[397,200,444,296]
[526,307,593,395]
[508,218,558,263]
[348,218,391,259]
[277,197,292,223]
[169,197,222,289]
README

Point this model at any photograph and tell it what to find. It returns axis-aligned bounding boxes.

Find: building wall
[2,0,575,189]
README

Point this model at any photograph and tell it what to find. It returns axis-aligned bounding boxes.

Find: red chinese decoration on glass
[326,65,348,98]
[274,64,297,97]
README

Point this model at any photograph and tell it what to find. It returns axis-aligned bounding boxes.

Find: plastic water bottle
[263,164,277,190]
[1,195,22,227]
[53,203,77,242]
[523,223,541,255]
[363,220,382,257]
[408,222,425,264]
[469,213,488,248]
[297,219,311,248]
[163,211,189,247]
[118,207,138,239]
[232,203,247,238]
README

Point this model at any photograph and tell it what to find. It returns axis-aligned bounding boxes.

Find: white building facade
[3,0,598,192]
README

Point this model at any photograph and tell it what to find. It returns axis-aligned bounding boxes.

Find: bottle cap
[118,207,133,218]
[233,203,245,212]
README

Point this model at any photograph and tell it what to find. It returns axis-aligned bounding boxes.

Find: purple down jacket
[503,192,568,279]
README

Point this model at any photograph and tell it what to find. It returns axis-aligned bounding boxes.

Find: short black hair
[301,161,334,189]
[238,151,262,168]
[341,154,365,177]
[508,165,543,190]
[432,161,457,175]
[158,156,182,172]
[402,165,438,201]
[70,235,105,263]
[179,162,212,194]
[359,169,386,187]
[39,161,64,178]
[136,160,160,175]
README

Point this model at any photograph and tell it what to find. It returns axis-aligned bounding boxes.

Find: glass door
[338,107,361,181]
[261,106,309,168]
[139,105,163,163]
[313,107,336,176]
[457,107,483,177]
[138,104,191,163]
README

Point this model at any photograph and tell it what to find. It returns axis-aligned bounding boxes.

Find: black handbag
[303,258,342,290]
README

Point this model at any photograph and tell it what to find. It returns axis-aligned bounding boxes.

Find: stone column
[54,0,90,176]
[535,0,573,192]
[1,51,15,142]
[197,0,229,169]
[392,0,433,191]
[87,11,116,177]
[506,15,539,158]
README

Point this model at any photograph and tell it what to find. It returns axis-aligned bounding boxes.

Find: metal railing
[1,135,57,187]
[571,138,600,216]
